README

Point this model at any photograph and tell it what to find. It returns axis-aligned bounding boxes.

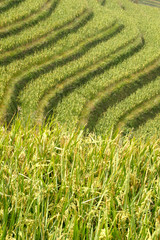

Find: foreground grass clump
[0,119,160,239]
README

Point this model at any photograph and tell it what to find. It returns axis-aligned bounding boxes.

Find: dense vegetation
[0,0,159,137]
[0,0,160,238]
[0,119,160,239]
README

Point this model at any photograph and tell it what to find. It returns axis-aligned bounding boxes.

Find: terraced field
[139,0,160,8]
[0,0,160,138]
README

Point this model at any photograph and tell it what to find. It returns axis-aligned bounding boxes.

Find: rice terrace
[0,0,160,239]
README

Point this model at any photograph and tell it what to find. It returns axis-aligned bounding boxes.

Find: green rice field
[0,0,160,238]
[0,0,159,138]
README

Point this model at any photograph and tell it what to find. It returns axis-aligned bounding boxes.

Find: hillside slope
[0,1,160,238]
[0,0,160,138]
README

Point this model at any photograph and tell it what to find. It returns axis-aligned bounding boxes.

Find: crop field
[139,0,160,8]
[0,0,160,139]
[0,0,160,238]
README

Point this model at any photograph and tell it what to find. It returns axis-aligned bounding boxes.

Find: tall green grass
[0,118,160,239]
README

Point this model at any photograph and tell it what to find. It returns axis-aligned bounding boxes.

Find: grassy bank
[0,119,160,239]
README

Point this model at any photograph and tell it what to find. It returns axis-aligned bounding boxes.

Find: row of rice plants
[0,0,24,14]
[0,10,95,123]
[119,95,160,134]
[0,2,117,122]
[17,22,140,124]
[11,2,140,124]
[1,0,160,139]
[0,6,114,100]
[0,1,94,105]
[67,0,160,134]
[43,1,160,133]
[92,1,160,135]
[0,0,45,27]
[0,0,56,39]
[0,0,60,53]
[43,3,160,132]
[78,54,160,133]
[2,23,121,124]
[0,0,87,52]
[95,75,160,135]
[139,0,160,8]
[1,0,114,78]
[115,77,160,133]
[35,36,143,126]
[135,112,160,138]
[0,9,92,65]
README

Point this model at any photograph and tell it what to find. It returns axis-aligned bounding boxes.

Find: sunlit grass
[0,118,160,239]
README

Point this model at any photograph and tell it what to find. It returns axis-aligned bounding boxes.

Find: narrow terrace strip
[81,55,160,133]
[0,0,58,38]
[0,0,48,28]
[2,21,118,101]
[141,0,160,5]
[35,36,143,125]
[0,0,24,13]
[149,0,160,4]
[139,0,160,7]
[0,22,122,124]
[0,7,87,54]
[116,94,160,133]
[143,0,160,7]
[0,21,119,100]
[0,9,93,65]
